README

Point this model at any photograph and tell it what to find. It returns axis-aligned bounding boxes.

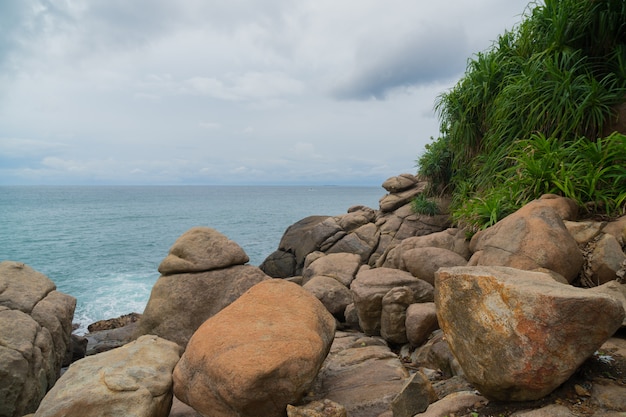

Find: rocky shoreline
[1,173,625,417]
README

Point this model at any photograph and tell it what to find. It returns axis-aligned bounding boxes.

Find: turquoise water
[0,185,383,332]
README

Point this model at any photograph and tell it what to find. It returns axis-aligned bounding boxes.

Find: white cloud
[0,0,531,185]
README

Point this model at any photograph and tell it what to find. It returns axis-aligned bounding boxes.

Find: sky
[0,0,532,186]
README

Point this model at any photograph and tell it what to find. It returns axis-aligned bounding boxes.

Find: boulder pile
[0,261,75,417]
[2,173,626,417]
[133,227,270,347]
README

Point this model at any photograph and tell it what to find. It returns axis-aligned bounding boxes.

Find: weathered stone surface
[381,228,471,268]
[350,268,434,336]
[307,331,409,417]
[414,391,487,417]
[169,397,203,417]
[435,266,625,401]
[87,312,141,332]
[390,371,437,417]
[583,233,626,287]
[35,335,182,417]
[135,264,268,347]
[326,223,380,264]
[259,250,297,278]
[469,198,584,282]
[173,279,336,417]
[405,302,439,347]
[381,174,419,193]
[603,215,626,243]
[302,253,361,287]
[0,262,56,313]
[400,247,467,285]
[590,381,626,411]
[564,220,604,245]
[510,404,577,416]
[379,184,427,213]
[85,321,139,356]
[410,330,463,379]
[590,281,626,328]
[380,287,414,344]
[277,216,338,273]
[287,399,347,417]
[531,194,578,221]
[0,261,75,417]
[338,208,376,232]
[158,227,249,275]
[303,276,354,318]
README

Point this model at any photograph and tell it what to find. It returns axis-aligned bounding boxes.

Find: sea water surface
[0,185,383,332]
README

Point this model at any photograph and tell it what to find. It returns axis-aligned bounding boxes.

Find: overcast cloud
[0,0,530,185]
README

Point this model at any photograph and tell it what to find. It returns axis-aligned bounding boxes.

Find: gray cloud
[332,25,469,100]
[0,0,531,186]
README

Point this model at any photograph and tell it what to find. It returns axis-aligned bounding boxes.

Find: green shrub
[417,0,626,228]
[411,194,440,216]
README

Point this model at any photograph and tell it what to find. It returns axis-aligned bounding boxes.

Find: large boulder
[382,173,419,193]
[260,179,450,276]
[306,331,409,417]
[173,279,336,417]
[435,266,625,401]
[302,253,361,287]
[135,227,268,347]
[469,197,584,282]
[0,261,76,417]
[581,233,626,287]
[380,287,414,344]
[158,227,249,275]
[34,335,182,417]
[135,265,268,347]
[398,247,468,286]
[381,228,471,268]
[405,302,439,347]
[303,276,354,319]
[350,267,434,336]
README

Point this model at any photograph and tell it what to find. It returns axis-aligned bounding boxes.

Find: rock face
[405,302,439,347]
[350,267,434,336]
[158,226,249,274]
[306,331,409,417]
[260,174,451,277]
[435,266,625,401]
[173,279,336,417]
[469,196,584,283]
[34,335,182,417]
[134,227,269,347]
[0,261,76,417]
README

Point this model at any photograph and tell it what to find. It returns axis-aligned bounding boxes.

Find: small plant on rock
[411,194,440,216]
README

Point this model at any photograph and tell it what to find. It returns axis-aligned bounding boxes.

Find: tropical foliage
[416,0,626,232]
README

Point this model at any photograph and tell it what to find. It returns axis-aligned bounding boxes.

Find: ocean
[0,185,384,333]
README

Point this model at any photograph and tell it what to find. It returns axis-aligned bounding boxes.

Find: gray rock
[158,227,249,275]
[306,331,409,417]
[135,264,269,347]
[35,335,182,417]
[0,261,75,417]
[351,268,433,336]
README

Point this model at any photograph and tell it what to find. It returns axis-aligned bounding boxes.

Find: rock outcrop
[134,227,269,347]
[350,267,433,336]
[173,279,336,417]
[306,331,409,417]
[260,174,451,277]
[435,266,625,401]
[0,261,76,417]
[34,335,182,417]
[469,196,584,282]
